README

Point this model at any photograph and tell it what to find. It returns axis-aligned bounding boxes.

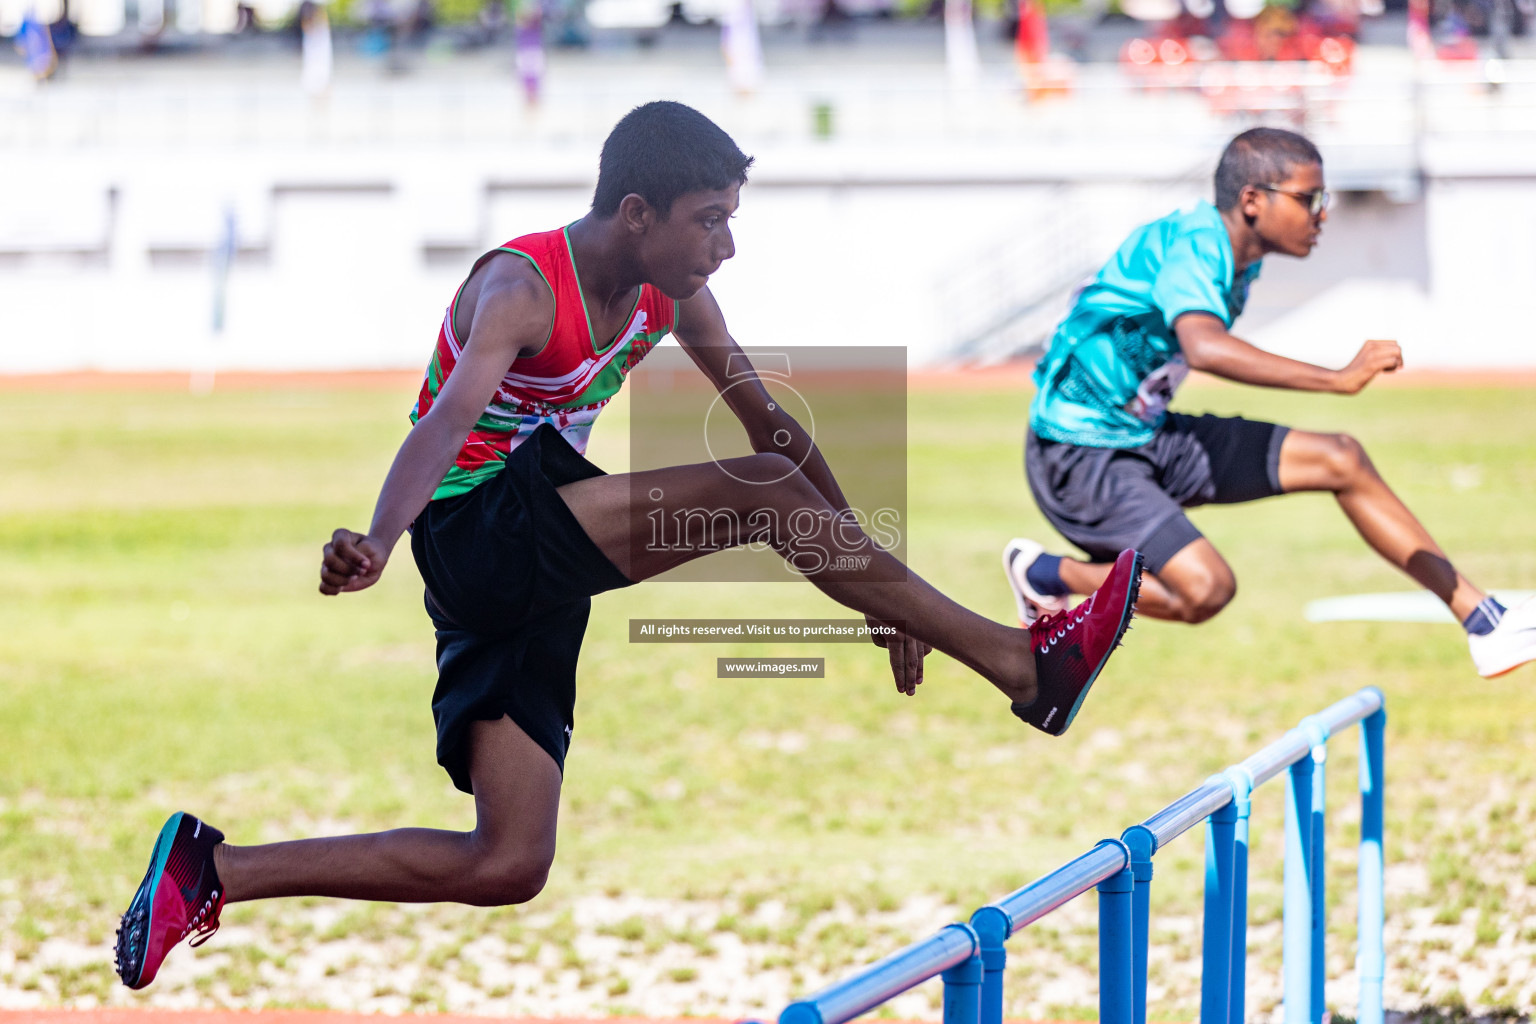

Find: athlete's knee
[1315,432,1375,489]
[718,454,821,512]
[728,458,831,523]
[714,456,874,570]
[1187,577,1236,623]
[464,849,552,907]
[1169,566,1236,624]
[461,833,553,906]
[730,452,802,488]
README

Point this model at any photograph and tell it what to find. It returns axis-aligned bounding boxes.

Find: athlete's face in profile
[642,183,741,300]
[1246,160,1327,259]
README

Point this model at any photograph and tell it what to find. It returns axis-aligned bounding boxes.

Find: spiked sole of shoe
[114,812,185,989]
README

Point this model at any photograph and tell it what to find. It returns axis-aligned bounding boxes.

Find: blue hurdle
[771,686,1386,1024]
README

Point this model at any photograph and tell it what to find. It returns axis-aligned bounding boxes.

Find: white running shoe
[1469,597,1536,678]
[1002,537,1070,628]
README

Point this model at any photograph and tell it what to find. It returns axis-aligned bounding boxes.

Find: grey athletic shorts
[1025,413,1290,573]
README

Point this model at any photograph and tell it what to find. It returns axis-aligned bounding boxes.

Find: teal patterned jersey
[1031,200,1262,448]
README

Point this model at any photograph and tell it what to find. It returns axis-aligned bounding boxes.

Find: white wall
[1243,180,1536,369]
[3,144,1535,374]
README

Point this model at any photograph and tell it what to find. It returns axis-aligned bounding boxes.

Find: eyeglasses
[1256,184,1331,216]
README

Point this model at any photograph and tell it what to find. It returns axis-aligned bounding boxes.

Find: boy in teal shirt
[1030,199,1260,449]
[1005,127,1536,680]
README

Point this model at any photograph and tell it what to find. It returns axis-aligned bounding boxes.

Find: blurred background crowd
[3,0,1534,376]
[4,0,1532,97]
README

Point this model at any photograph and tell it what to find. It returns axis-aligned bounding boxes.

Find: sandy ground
[0,1013,722,1024]
[4,880,1535,1021]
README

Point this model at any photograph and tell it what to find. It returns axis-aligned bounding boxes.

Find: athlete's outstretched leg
[1275,429,1536,676]
[1276,429,1484,617]
[557,454,1141,715]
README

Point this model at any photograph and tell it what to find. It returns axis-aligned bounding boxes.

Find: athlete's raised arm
[319,257,554,595]
[1176,313,1402,394]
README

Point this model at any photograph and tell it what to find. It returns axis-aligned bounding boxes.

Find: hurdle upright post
[969,907,1009,1024]
[1223,767,1255,1024]
[1199,777,1239,1024]
[1096,840,1135,1024]
[1122,825,1156,1024]
[941,949,983,1024]
[1283,729,1318,1024]
[1358,699,1386,1024]
[1308,733,1329,1022]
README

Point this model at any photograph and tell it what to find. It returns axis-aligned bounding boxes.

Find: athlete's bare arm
[319,256,554,595]
[1176,313,1402,394]
[672,286,851,507]
[673,287,934,688]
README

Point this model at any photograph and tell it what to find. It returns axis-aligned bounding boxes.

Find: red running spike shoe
[115,812,225,989]
[1014,548,1143,736]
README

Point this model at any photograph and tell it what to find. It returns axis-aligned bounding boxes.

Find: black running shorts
[1025,413,1290,574]
[411,423,633,792]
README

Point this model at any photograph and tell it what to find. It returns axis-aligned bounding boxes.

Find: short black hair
[1214,128,1323,211]
[591,101,754,218]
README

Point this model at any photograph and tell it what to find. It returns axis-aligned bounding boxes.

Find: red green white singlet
[412,226,677,500]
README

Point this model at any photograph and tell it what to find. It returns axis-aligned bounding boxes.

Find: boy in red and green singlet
[114,102,1144,990]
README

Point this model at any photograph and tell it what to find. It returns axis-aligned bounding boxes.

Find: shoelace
[1033,603,1092,654]
[184,890,223,948]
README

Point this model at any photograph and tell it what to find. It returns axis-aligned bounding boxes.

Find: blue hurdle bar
[778,923,979,1024]
[771,687,1385,1024]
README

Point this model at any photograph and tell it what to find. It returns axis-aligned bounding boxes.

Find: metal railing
[772,686,1387,1024]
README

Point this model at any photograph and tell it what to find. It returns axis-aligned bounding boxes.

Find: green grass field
[2,379,1534,1019]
